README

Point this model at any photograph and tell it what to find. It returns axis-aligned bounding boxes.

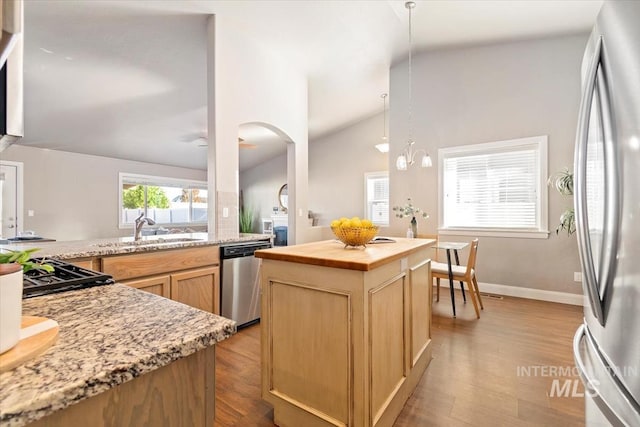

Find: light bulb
[421,154,432,168]
[375,143,389,153]
[396,154,408,171]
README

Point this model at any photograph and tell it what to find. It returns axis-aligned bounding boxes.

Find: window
[365,171,389,226]
[438,136,548,238]
[119,173,207,228]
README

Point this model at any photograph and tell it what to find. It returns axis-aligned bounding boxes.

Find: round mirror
[278,184,288,211]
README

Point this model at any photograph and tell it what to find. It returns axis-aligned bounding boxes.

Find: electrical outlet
[574,272,583,282]
[223,207,229,218]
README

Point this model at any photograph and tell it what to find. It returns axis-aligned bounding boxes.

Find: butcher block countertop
[0,284,236,427]
[255,237,435,271]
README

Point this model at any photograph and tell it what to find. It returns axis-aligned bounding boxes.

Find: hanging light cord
[407,1,414,145]
[382,93,387,139]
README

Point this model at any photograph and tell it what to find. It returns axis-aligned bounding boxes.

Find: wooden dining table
[431,241,469,317]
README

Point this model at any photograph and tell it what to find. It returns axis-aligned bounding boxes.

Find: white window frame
[438,136,549,239]
[364,171,389,226]
[118,173,207,229]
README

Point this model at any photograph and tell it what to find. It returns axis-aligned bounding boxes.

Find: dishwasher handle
[221,242,272,258]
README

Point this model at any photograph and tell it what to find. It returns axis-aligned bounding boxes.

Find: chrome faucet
[134,213,156,241]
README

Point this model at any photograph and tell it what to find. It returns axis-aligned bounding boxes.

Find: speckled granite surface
[0,284,236,427]
[0,232,270,260]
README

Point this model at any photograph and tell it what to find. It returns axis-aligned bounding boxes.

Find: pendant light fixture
[375,93,389,153]
[396,1,432,171]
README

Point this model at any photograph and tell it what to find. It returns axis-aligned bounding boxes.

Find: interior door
[0,162,20,238]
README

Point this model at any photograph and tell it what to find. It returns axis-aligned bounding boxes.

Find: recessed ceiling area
[18,1,603,171]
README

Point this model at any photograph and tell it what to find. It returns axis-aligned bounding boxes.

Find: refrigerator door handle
[574,35,610,325]
[575,36,603,322]
[595,48,620,321]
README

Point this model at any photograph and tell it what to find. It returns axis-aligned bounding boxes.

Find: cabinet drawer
[103,246,219,281]
[122,275,171,298]
[66,257,100,271]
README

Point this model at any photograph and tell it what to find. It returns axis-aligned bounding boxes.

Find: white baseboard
[476,282,584,306]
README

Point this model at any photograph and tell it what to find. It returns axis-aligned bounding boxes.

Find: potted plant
[0,248,52,353]
[239,206,254,234]
[548,167,575,235]
[392,198,429,238]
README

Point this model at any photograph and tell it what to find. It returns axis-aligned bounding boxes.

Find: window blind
[365,172,389,225]
[442,145,541,230]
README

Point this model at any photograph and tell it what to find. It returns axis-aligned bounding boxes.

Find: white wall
[389,34,587,294]
[240,112,389,236]
[241,34,586,295]
[239,154,287,233]
[1,145,206,241]
[209,16,309,243]
[309,114,389,226]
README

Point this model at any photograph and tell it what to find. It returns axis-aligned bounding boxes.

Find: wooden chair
[431,238,483,319]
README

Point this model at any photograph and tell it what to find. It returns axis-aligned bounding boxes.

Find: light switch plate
[574,272,582,282]
[223,207,229,218]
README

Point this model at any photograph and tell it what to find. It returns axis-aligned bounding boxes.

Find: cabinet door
[123,275,171,298]
[67,258,99,271]
[170,267,220,314]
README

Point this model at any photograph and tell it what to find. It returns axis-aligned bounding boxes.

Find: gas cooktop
[23,258,114,298]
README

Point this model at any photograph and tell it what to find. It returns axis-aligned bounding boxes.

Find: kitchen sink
[91,238,203,248]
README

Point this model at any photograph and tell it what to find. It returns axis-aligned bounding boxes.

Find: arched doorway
[238,122,295,245]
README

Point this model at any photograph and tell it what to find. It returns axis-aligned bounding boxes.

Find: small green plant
[239,207,254,233]
[556,208,576,235]
[391,198,429,220]
[0,248,54,273]
[548,167,575,236]
[548,167,574,196]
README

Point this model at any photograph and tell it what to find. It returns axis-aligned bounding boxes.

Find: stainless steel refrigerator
[573,1,640,426]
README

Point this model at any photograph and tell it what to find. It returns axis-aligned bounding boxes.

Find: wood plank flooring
[214,290,585,426]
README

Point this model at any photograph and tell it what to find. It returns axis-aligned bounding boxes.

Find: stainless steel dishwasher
[220,241,271,328]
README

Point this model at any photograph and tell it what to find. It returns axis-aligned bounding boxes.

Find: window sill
[438,228,550,239]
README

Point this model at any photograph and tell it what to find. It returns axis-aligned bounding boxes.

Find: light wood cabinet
[257,239,433,427]
[98,246,220,314]
[28,346,215,427]
[66,257,100,271]
[102,247,218,282]
[171,267,220,314]
[122,275,171,298]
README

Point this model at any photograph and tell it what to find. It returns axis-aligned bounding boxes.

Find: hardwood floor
[214,290,585,426]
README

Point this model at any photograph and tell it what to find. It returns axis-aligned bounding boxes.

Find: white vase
[0,264,23,354]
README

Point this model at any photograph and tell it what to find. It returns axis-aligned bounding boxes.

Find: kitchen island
[255,237,435,427]
[0,283,235,427]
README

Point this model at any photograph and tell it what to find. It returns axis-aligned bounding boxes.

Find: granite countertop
[255,237,436,271]
[0,284,236,427]
[0,232,270,260]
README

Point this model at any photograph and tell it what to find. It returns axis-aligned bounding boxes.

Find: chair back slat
[465,238,479,276]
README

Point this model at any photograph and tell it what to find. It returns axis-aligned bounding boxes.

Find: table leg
[446,249,456,317]
[453,249,466,303]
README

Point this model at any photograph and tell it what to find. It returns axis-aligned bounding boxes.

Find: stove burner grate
[23,258,114,298]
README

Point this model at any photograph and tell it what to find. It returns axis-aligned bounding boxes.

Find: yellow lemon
[361,219,373,227]
[351,218,362,227]
[351,216,360,222]
[339,217,348,223]
[330,219,341,228]
[340,220,352,229]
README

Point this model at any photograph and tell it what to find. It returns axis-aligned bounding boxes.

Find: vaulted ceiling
[20,0,602,170]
